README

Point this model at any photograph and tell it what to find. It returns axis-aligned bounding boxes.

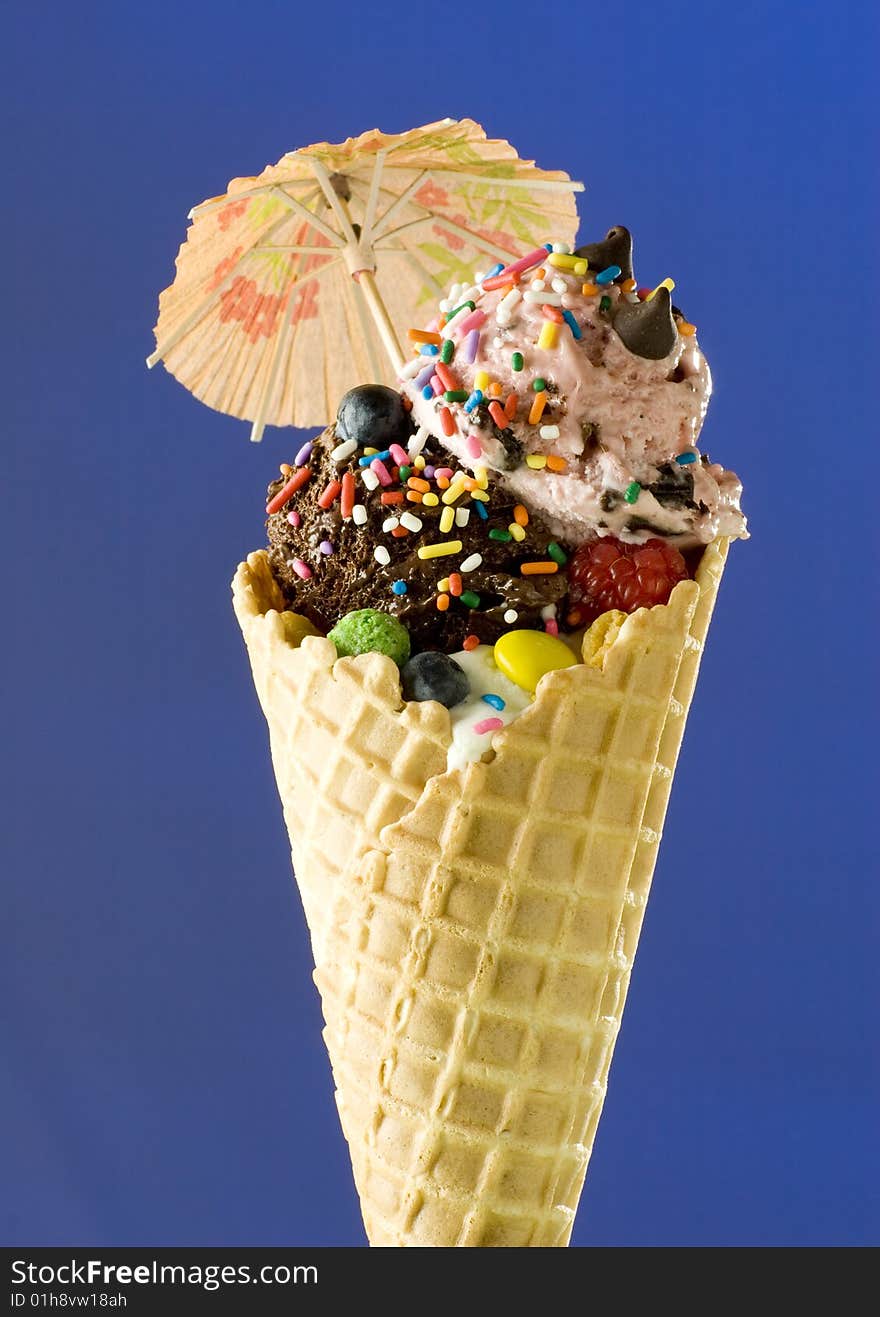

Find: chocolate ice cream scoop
[265,426,567,653]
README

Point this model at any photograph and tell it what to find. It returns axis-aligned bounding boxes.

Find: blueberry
[336,385,412,448]
[401,652,470,709]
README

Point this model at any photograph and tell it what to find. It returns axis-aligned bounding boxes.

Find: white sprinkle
[524,290,563,306]
[504,609,519,624]
[331,438,358,462]
[408,425,429,458]
[444,306,470,335]
[455,507,471,528]
[530,278,546,292]
[493,336,504,349]
[398,355,426,380]
[361,468,380,491]
[539,424,560,440]
[551,277,568,294]
[438,299,452,312]
[400,512,422,532]
[495,286,523,327]
[460,553,482,573]
[474,270,485,284]
[352,504,368,526]
[374,545,391,566]
[541,603,558,621]
[382,516,400,533]
[552,242,571,254]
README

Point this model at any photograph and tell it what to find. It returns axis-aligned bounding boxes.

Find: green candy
[328,609,411,667]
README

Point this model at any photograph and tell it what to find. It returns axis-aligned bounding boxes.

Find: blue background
[3,0,876,1247]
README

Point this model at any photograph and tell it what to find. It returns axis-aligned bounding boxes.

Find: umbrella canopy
[148,119,582,439]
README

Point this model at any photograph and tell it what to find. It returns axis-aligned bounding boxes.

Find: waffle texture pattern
[232,538,729,1245]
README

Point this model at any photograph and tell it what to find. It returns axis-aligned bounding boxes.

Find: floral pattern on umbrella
[150,119,582,436]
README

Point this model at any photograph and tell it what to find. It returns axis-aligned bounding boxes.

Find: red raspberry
[567,536,690,625]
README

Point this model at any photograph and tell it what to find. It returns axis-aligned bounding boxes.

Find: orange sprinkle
[462,477,479,491]
[581,282,599,296]
[487,382,503,398]
[566,608,584,627]
[435,362,459,391]
[546,454,568,473]
[436,475,450,489]
[380,490,404,505]
[504,392,518,421]
[436,594,450,611]
[462,634,480,651]
[340,471,356,519]
[317,479,342,510]
[541,304,564,323]
[448,573,463,597]
[621,277,637,293]
[535,268,546,279]
[528,391,547,425]
[407,476,431,493]
[265,466,311,515]
[391,526,410,538]
[481,271,519,291]
[401,394,413,412]
[488,400,509,430]
[521,561,559,575]
[407,329,442,344]
[678,320,697,336]
[439,406,455,437]
[279,463,292,476]
[406,490,424,504]
[513,504,529,526]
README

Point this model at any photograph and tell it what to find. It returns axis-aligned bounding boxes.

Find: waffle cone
[233,538,729,1245]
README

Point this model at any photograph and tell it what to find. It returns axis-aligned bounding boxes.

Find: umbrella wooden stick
[369,171,431,242]
[360,149,387,249]
[376,213,516,264]
[320,167,406,377]
[269,186,342,245]
[260,245,342,256]
[147,211,291,367]
[416,169,585,193]
[249,278,302,443]
[351,269,404,376]
[345,269,386,385]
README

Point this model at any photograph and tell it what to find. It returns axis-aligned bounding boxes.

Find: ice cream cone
[232,537,729,1245]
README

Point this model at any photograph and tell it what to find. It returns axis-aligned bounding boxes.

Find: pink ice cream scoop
[399,230,747,548]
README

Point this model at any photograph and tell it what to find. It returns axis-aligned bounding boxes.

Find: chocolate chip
[574,226,634,282]
[611,286,678,360]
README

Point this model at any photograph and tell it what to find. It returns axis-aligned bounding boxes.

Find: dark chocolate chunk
[475,403,523,468]
[645,462,697,509]
[574,226,634,282]
[612,286,678,360]
[581,420,601,453]
[625,515,673,536]
[600,490,624,513]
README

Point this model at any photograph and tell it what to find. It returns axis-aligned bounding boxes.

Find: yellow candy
[493,629,577,693]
